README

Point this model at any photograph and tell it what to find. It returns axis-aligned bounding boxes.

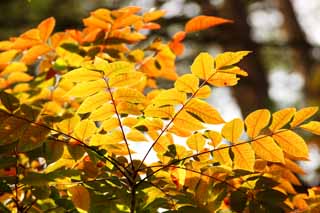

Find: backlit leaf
[290,107,318,128]
[252,135,284,163]
[89,103,114,121]
[143,9,166,22]
[214,144,232,166]
[186,133,205,152]
[245,109,271,138]
[300,121,320,135]
[113,87,145,103]
[184,98,224,124]
[77,91,110,114]
[232,143,255,171]
[37,17,55,42]
[126,129,147,142]
[63,68,102,82]
[21,44,51,65]
[74,119,97,141]
[272,130,308,159]
[152,88,186,106]
[108,72,145,88]
[18,124,50,152]
[269,108,296,132]
[101,117,119,131]
[185,15,232,33]
[191,52,215,81]
[214,51,251,70]
[194,85,211,98]
[174,110,204,131]
[207,72,239,87]
[144,105,174,119]
[66,79,106,97]
[174,74,199,93]
[222,118,244,143]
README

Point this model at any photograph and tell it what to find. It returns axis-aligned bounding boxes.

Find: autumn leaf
[300,121,320,135]
[74,119,97,142]
[174,74,199,93]
[68,185,90,211]
[186,133,206,152]
[191,52,215,81]
[66,79,107,97]
[290,107,318,128]
[272,130,308,159]
[245,109,271,138]
[185,15,233,33]
[269,108,296,132]
[252,135,284,163]
[214,51,251,70]
[232,143,255,171]
[222,118,244,143]
[184,98,225,124]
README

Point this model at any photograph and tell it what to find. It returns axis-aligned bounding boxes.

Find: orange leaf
[68,185,90,211]
[143,9,166,22]
[37,17,56,42]
[20,44,51,65]
[185,15,233,33]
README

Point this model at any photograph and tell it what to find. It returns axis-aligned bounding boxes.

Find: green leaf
[0,91,19,112]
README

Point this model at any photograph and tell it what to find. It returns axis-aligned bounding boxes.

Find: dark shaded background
[1,0,319,186]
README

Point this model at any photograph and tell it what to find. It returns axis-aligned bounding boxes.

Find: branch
[137,129,289,186]
[105,78,135,172]
[136,71,218,173]
[4,111,134,184]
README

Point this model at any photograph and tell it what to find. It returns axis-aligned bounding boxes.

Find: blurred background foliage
[1,0,319,186]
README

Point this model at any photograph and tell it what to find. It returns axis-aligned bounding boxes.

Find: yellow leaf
[191,52,215,81]
[252,135,284,163]
[174,110,204,131]
[117,102,142,115]
[186,133,205,152]
[77,91,111,114]
[222,118,244,143]
[74,119,97,141]
[68,185,90,211]
[113,87,145,103]
[126,129,147,142]
[63,68,102,82]
[174,74,199,93]
[284,158,305,175]
[56,115,80,135]
[290,107,318,128]
[300,121,320,135]
[108,72,145,88]
[218,66,248,76]
[66,79,106,97]
[144,105,174,119]
[101,117,119,131]
[7,72,33,83]
[153,135,171,153]
[214,51,251,69]
[2,62,27,75]
[269,108,296,132]
[90,130,123,146]
[245,109,271,138]
[214,144,232,166]
[194,85,211,98]
[207,130,222,147]
[207,72,239,87]
[184,98,224,124]
[272,130,308,159]
[89,103,114,121]
[102,61,134,77]
[232,143,255,171]
[152,88,187,106]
